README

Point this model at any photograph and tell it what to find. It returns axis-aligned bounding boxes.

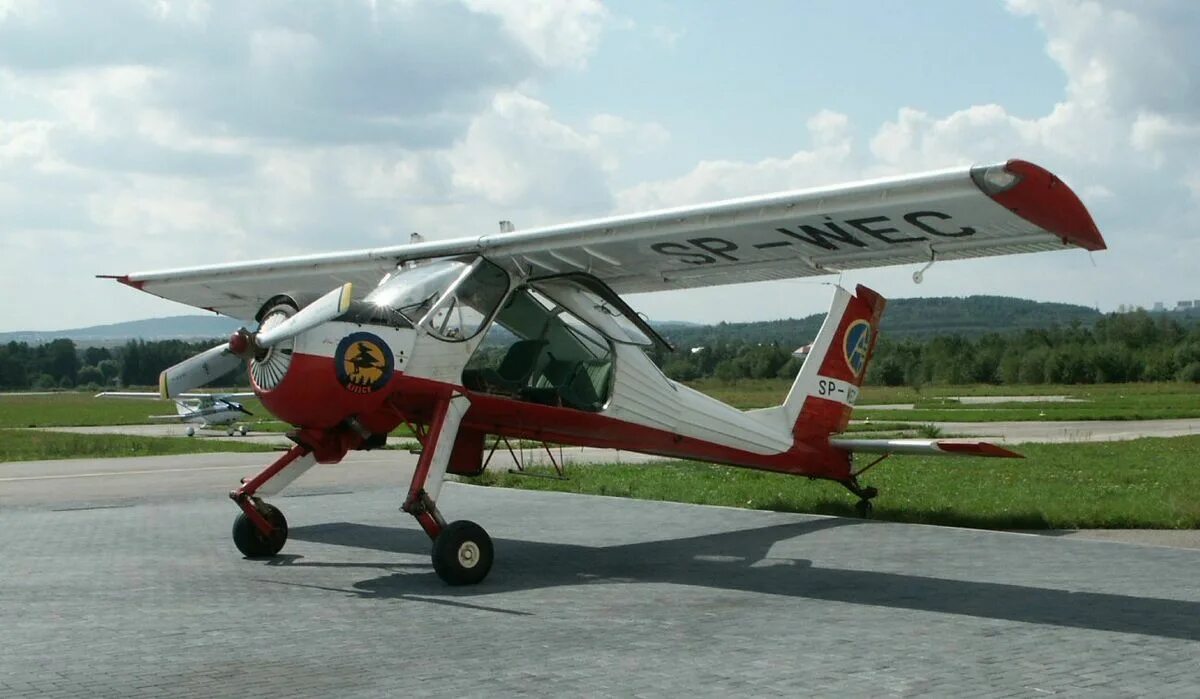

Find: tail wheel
[432,520,494,585]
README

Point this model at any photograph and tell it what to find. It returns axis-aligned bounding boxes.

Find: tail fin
[781,284,885,439]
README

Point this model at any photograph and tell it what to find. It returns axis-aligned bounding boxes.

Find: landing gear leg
[839,476,878,519]
[402,394,492,585]
[228,444,316,557]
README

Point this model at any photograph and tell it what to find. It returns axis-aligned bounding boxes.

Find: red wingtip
[97,274,146,290]
[982,159,1106,252]
[937,441,1025,459]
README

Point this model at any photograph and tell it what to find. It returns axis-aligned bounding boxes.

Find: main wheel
[432,520,494,586]
[232,502,288,558]
[854,499,874,519]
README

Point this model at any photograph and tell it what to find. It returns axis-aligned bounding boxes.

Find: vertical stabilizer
[780,284,886,439]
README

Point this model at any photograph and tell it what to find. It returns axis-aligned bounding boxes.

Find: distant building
[1117,304,1127,313]
[1153,302,1165,311]
[1178,300,1194,310]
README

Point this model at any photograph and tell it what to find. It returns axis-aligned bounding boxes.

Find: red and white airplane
[104,160,1104,585]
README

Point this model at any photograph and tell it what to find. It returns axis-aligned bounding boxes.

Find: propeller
[159,283,353,399]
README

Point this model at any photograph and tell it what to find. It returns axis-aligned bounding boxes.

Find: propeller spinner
[158,283,353,399]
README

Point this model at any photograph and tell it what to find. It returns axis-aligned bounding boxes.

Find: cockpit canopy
[358,257,509,341]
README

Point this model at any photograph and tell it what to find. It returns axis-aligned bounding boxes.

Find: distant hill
[655,295,1105,349]
[0,315,241,346]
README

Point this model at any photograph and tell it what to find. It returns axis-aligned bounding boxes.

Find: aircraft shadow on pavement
[288,519,1200,642]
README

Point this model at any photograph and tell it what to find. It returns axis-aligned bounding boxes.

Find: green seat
[480,339,547,393]
[560,360,612,412]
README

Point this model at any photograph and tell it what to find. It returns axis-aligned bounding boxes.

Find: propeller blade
[158,343,244,399]
[255,282,353,348]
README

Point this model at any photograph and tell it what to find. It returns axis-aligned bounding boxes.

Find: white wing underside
[109,161,1104,321]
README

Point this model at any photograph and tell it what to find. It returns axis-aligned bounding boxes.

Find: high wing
[106,160,1105,321]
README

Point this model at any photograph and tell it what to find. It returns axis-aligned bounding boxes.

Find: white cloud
[0,0,649,329]
[463,0,607,69]
[610,1,1200,320]
[2,1,1198,330]
[616,110,856,212]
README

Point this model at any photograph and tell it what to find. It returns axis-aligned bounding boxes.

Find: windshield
[364,260,469,325]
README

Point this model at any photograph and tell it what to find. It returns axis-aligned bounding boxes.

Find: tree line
[0,309,1197,391]
[654,310,1200,386]
[0,339,243,391]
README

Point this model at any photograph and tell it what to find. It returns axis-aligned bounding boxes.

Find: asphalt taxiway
[2,452,1198,696]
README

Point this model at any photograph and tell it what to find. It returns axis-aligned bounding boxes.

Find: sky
[1,0,1198,331]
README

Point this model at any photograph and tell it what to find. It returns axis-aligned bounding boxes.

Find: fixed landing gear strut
[402,394,493,586]
[228,444,316,558]
[840,476,879,519]
[227,395,491,585]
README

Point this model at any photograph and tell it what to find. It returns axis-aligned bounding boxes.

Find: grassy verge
[687,379,1200,421]
[0,429,276,462]
[5,384,1200,428]
[472,436,1200,530]
[0,391,267,428]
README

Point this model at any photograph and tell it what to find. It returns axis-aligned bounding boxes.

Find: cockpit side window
[422,258,510,342]
[463,286,614,412]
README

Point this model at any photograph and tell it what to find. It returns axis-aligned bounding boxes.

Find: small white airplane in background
[95,391,255,436]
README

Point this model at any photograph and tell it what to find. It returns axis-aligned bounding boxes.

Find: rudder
[780,284,885,439]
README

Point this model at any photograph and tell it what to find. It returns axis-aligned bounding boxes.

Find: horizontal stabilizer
[829,438,1023,459]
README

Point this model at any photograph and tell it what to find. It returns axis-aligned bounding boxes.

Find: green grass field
[0,392,268,428]
[688,379,1200,421]
[4,383,1199,429]
[0,429,276,461]
[0,392,420,435]
[474,436,1200,530]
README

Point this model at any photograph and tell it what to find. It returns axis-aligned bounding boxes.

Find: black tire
[232,502,288,558]
[432,520,494,586]
[854,499,874,519]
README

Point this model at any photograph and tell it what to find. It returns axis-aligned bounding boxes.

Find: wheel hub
[457,541,480,568]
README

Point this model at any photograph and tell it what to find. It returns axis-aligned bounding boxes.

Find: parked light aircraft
[95,391,254,436]
[103,160,1104,585]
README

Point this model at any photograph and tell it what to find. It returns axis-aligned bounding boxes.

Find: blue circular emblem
[334,332,394,394]
[843,320,872,377]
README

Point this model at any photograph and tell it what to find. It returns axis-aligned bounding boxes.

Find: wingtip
[982,159,1107,252]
